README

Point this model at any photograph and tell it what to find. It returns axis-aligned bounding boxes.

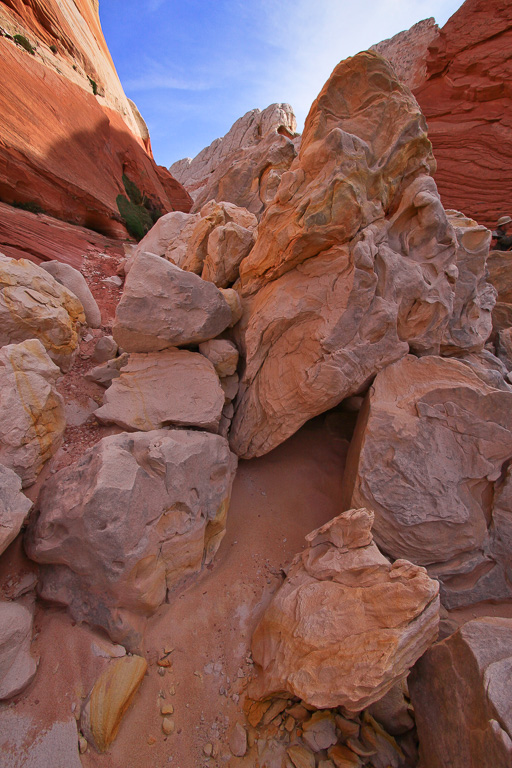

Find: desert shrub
[87,76,98,95]
[122,174,143,206]
[116,194,154,241]
[50,44,57,54]
[13,34,35,55]
[11,200,46,214]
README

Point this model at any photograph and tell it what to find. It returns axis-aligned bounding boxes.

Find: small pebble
[161,703,174,715]
[78,736,88,754]
[158,667,166,677]
[162,718,175,736]
[147,735,156,745]
[203,742,213,757]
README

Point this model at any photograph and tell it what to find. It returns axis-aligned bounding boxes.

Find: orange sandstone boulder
[249,509,439,710]
[230,51,493,459]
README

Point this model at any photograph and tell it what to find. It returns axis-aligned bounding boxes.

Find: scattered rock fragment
[92,335,118,363]
[287,743,316,768]
[199,339,239,377]
[80,655,147,752]
[229,721,247,757]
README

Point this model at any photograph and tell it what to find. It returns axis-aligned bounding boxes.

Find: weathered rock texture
[229,51,494,459]
[344,355,512,609]
[95,349,225,432]
[412,0,512,228]
[170,103,298,216]
[0,254,85,371]
[81,655,147,752]
[410,618,512,767]
[371,18,440,90]
[0,464,32,556]
[249,509,439,710]
[26,429,237,648]
[113,251,232,352]
[0,339,66,487]
[487,249,512,333]
[0,1,191,236]
[0,600,37,699]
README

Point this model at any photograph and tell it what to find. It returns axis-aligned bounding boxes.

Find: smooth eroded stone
[26,429,237,648]
[0,254,85,371]
[0,600,37,699]
[0,464,32,556]
[113,251,232,352]
[92,335,118,363]
[131,210,200,265]
[344,354,512,609]
[81,655,147,752]
[40,261,101,329]
[0,339,66,487]
[410,618,512,768]
[230,51,477,459]
[202,221,255,287]
[94,349,225,432]
[249,509,439,710]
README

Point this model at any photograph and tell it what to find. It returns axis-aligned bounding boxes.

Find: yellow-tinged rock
[87,655,147,752]
[0,254,85,371]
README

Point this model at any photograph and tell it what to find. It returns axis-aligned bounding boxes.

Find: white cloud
[124,57,211,92]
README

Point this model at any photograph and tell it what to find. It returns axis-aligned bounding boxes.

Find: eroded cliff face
[0,0,192,236]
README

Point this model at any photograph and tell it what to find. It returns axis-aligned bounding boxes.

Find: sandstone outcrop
[487,249,512,333]
[40,260,101,328]
[0,2,191,237]
[26,429,237,647]
[170,103,298,216]
[0,254,85,371]
[0,339,66,487]
[95,349,225,432]
[410,618,512,767]
[344,355,512,609]
[199,340,239,377]
[249,509,439,710]
[113,252,232,352]
[412,0,512,228]
[0,600,37,699]
[371,18,440,90]
[229,51,487,459]
[0,464,32,556]
[81,655,147,752]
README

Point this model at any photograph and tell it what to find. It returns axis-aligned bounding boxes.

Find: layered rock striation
[0,0,191,236]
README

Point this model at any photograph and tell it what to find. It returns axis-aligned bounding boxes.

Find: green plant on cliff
[117,176,162,240]
[87,76,98,95]
[13,34,35,55]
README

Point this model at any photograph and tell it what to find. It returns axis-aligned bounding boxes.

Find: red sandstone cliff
[413,0,512,228]
[0,0,191,237]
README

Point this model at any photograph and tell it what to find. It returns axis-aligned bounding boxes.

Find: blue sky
[99,0,463,169]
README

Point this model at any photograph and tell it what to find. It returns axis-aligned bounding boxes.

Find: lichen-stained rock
[441,211,495,353]
[0,339,66,487]
[26,429,237,648]
[81,655,147,752]
[0,600,37,699]
[409,618,512,768]
[0,464,32,556]
[0,254,85,371]
[344,354,512,609]
[249,509,439,710]
[229,51,469,459]
[40,260,101,329]
[170,103,298,216]
[113,252,232,353]
[94,349,225,432]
